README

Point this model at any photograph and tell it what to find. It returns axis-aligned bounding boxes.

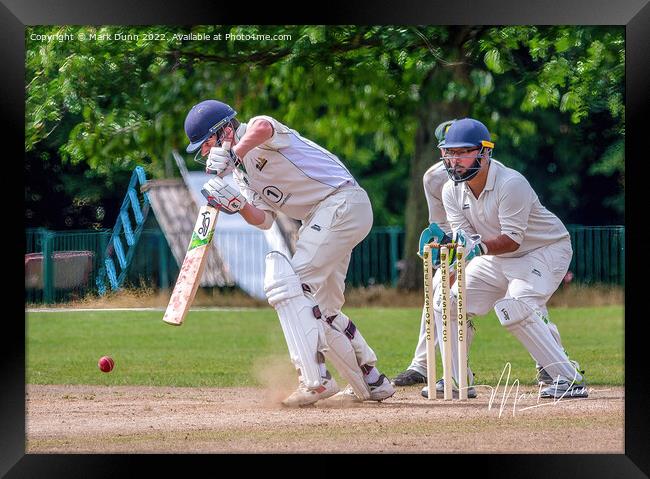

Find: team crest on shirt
[255,157,268,171]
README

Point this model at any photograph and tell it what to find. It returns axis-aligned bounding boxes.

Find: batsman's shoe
[540,379,588,399]
[435,378,445,394]
[368,374,396,401]
[333,374,396,403]
[421,379,477,399]
[391,368,427,386]
[331,384,363,404]
[282,372,340,407]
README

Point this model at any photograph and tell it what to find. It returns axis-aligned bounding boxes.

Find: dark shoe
[540,379,588,399]
[391,369,427,386]
[536,366,554,386]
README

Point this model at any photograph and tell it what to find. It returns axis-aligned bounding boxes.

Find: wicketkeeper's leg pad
[264,251,326,389]
[494,298,582,382]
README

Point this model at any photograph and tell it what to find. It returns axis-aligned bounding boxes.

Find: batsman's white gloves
[201,177,246,215]
[205,146,237,177]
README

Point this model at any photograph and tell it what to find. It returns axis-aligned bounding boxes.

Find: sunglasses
[441,148,481,158]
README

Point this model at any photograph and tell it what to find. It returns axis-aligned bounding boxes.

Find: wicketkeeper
[422,117,586,399]
[392,120,573,398]
[183,100,395,406]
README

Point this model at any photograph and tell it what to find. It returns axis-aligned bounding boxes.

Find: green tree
[478,26,624,220]
[26,25,624,289]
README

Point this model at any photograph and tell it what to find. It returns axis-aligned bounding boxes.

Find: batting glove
[201,177,246,215]
[206,147,237,177]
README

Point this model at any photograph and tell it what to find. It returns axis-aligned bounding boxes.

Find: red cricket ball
[98,356,115,373]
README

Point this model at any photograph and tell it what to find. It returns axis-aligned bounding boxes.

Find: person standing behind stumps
[393,120,575,397]
[424,117,587,399]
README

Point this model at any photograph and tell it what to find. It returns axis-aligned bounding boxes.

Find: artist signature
[473,362,609,418]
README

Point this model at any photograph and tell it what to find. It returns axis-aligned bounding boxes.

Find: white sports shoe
[282,372,340,407]
[332,374,396,402]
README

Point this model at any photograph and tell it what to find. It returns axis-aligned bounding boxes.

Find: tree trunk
[397,102,436,290]
[397,41,472,290]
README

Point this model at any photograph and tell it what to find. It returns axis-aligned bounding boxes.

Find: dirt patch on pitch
[26,384,624,453]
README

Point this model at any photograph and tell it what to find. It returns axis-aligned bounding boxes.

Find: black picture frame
[6,0,647,475]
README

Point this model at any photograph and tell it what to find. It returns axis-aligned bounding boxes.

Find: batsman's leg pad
[325,311,377,366]
[494,298,582,382]
[322,313,371,400]
[264,251,325,389]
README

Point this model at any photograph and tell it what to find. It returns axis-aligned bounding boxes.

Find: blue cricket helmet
[439,118,495,183]
[184,100,237,153]
[438,118,494,150]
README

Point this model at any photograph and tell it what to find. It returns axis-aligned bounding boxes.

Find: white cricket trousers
[291,185,377,367]
[432,238,573,382]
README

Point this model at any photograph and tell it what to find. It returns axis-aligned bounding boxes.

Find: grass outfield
[26,306,623,387]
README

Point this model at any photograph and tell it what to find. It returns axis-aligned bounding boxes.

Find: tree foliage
[26,25,624,286]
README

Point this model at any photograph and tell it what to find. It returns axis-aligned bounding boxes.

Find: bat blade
[163,205,219,326]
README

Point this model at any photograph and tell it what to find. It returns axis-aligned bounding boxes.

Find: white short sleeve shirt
[442,160,570,257]
[232,115,357,221]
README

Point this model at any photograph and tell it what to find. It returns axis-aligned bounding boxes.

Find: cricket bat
[163,204,219,325]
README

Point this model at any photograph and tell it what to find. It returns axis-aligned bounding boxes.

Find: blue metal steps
[96,166,150,294]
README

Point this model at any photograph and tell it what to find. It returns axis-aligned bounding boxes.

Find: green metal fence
[566,225,625,286]
[25,228,178,305]
[348,227,404,287]
[348,225,626,288]
[26,228,108,304]
[25,225,625,304]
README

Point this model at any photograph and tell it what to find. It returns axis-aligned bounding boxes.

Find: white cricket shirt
[423,161,451,231]
[442,160,570,257]
[232,115,356,221]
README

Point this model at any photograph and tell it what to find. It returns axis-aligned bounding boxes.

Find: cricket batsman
[183,99,395,406]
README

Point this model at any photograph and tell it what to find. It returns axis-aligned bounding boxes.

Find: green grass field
[26,306,623,387]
